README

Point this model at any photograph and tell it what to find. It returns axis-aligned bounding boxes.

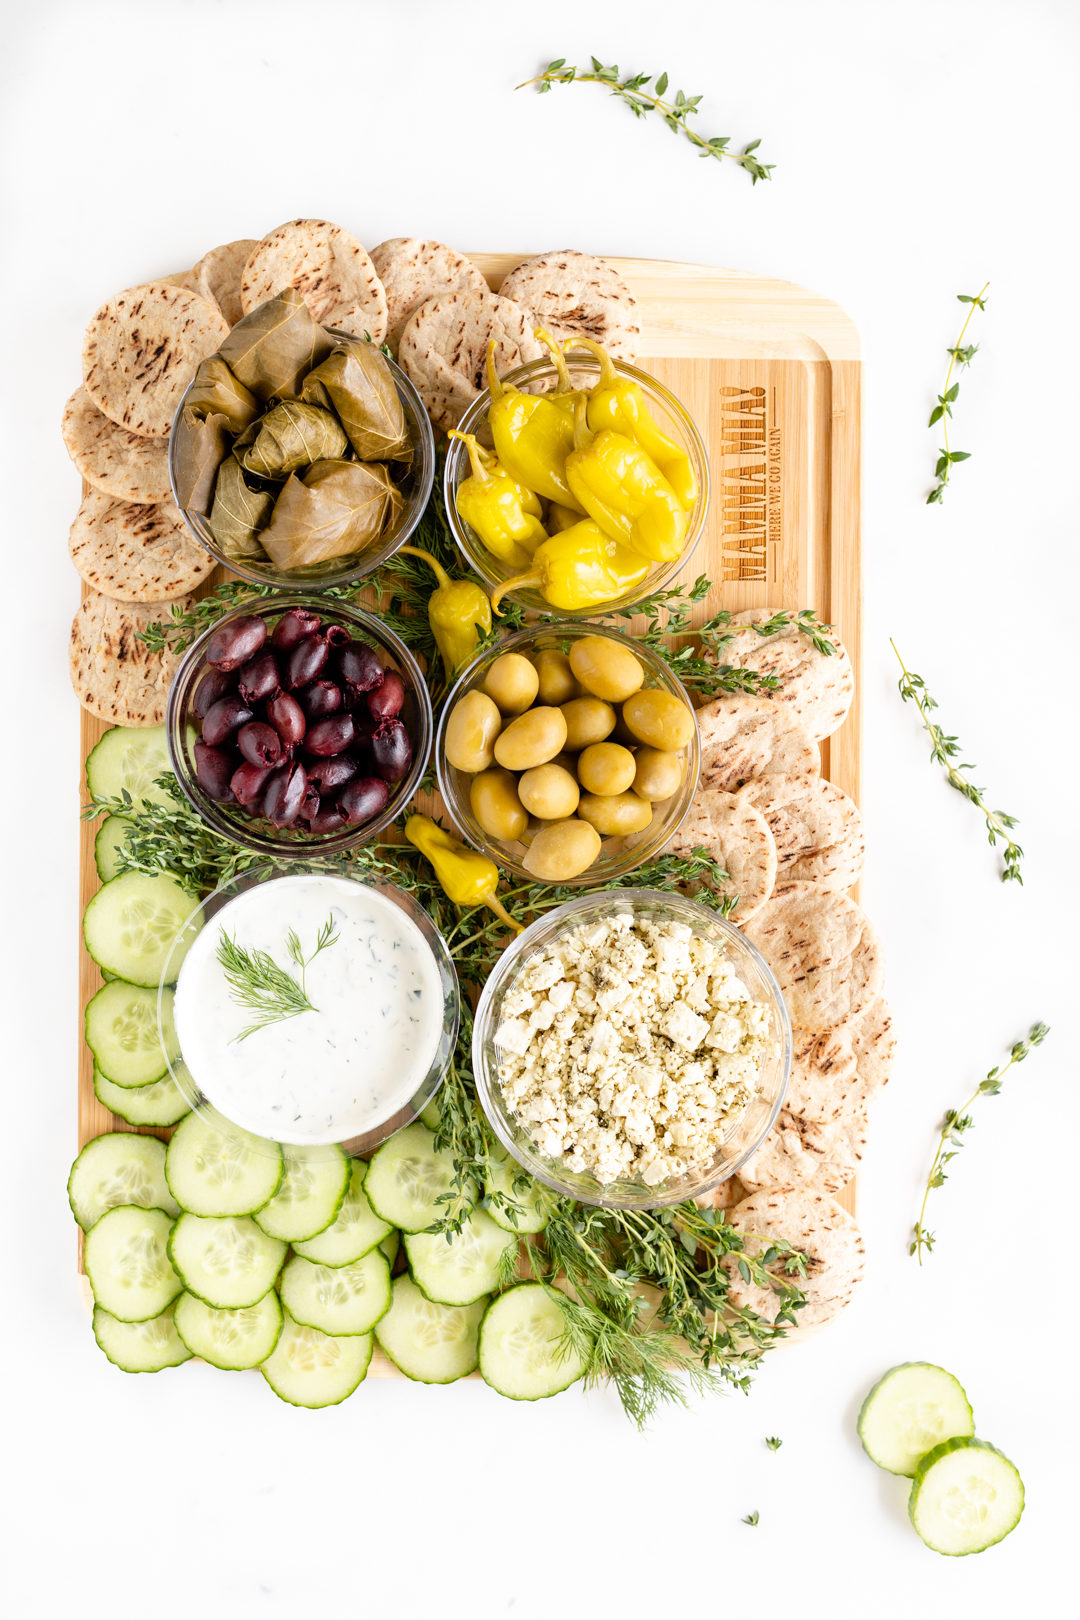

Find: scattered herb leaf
[926,283,989,504]
[216,916,339,1042]
[765,1435,783,1451]
[742,1510,760,1526]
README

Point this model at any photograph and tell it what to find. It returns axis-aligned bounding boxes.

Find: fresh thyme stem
[927,283,989,504]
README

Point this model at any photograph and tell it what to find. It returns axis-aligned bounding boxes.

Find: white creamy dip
[175,874,444,1145]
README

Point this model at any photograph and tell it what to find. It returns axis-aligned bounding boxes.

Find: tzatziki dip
[174,874,445,1144]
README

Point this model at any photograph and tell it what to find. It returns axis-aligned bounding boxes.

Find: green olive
[568,635,645,703]
[444,690,502,773]
[577,791,654,837]
[481,652,540,716]
[469,768,528,842]
[621,688,696,751]
[633,747,686,802]
[559,696,616,751]
[522,819,602,881]
[576,741,637,797]
[518,763,581,820]
[493,706,567,771]
[533,648,579,707]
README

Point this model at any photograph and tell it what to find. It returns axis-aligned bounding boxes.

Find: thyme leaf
[926,283,989,504]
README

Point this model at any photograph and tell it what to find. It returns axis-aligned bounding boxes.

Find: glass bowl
[158,863,460,1160]
[472,890,792,1210]
[444,350,709,617]
[435,621,700,885]
[168,340,435,591]
[167,594,432,858]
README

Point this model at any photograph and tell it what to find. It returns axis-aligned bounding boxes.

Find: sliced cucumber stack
[92,1302,192,1373]
[174,1291,283,1371]
[84,871,203,986]
[94,815,132,883]
[84,1206,182,1322]
[478,1284,588,1401]
[165,1113,283,1217]
[291,1160,392,1267]
[909,1438,1024,1556]
[85,723,175,810]
[68,1132,178,1231]
[253,1145,351,1243]
[84,981,179,1089]
[406,1208,516,1306]
[365,1123,475,1233]
[375,1274,485,1384]
[168,1214,286,1309]
[280,1250,391,1337]
[260,1310,373,1408]
[93,1066,191,1128]
[859,1362,975,1476]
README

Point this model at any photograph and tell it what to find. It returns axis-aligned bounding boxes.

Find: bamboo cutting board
[74,257,862,1362]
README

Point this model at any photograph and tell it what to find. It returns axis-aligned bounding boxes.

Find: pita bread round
[848,996,896,1104]
[696,694,819,793]
[240,219,388,343]
[741,880,884,1034]
[370,238,489,353]
[737,770,864,893]
[70,590,193,726]
[68,489,214,602]
[722,609,854,740]
[737,1104,866,1196]
[724,1184,865,1329]
[399,289,545,432]
[82,283,229,438]
[193,238,258,326]
[498,250,640,361]
[62,387,174,505]
[785,1026,859,1126]
[669,788,777,921]
[694,1175,746,1213]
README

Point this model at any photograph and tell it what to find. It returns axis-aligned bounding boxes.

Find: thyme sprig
[742,1511,761,1527]
[520,58,774,184]
[82,782,261,892]
[927,284,989,504]
[217,918,339,1043]
[911,1022,1049,1262]
[891,639,1023,883]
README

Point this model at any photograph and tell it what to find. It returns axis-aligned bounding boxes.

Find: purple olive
[349,711,377,753]
[271,607,321,651]
[310,803,347,835]
[206,615,267,672]
[300,680,343,721]
[265,691,306,749]
[371,717,412,783]
[306,754,359,792]
[237,722,283,769]
[193,666,234,719]
[339,776,390,824]
[194,740,236,801]
[230,760,272,807]
[323,623,351,649]
[262,761,308,827]
[202,696,255,747]
[284,634,329,690]
[297,781,321,823]
[306,714,356,757]
[237,651,281,705]
[337,640,384,693]
[368,670,406,721]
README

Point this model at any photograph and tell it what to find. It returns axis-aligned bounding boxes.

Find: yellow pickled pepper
[485,341,583,511]
[405,815,522,932]
[573,337,698,509]
[397,546,492,680]
[564,397,687,565]
[490,519,648,615]
[447,430,546,569]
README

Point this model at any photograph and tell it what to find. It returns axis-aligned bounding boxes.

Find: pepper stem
[534,327,575,394]
[485,894,523,934]
[485,339,507,400]
[397,545,451,592]
[447,429,493,484]
[567,336,618,389]
[490,569,540,615]
[572,394,592,452]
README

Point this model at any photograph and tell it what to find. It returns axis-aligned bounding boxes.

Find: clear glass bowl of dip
[472,890,791,1210]
[158,863,460,1161]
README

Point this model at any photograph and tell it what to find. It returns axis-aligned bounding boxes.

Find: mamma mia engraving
[717,385,781,582]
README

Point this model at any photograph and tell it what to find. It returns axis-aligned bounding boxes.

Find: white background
[1,0,1076,1612]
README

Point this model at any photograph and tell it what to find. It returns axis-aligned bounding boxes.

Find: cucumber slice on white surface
[84,980,179,1089]
[84,1206,182,1322]
[478,1283,588,1401]
[85,723,174,810]
[365,1123,475,1233]
[908,1437,1024,1555]
[167,1214,286,1309]
[281,1249,391,1336]
[92,1302,191,1373]
[165,1113,283,1217]
[83,872,203,987]
[405,1208,516,1306]
[94,815,132,883]
[68,1131,177,1231]
[484,1150,551,1235]
[260,1310,373,1408]
[858,1362,976,1476]
[291,1160,392,1267]
[173,1290,283,1371]
[252,1145,351,1243]
[375,1273,485,1384]
[94,1066,191,1128]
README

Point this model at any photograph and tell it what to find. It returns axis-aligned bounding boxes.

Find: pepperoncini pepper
[573,337,698,509]
[397,546,492,680]
[489,519,648,615]
[546,501,582,533]
[447,430,546,569]
[564,397,687,564]
[534,327,589,424]
[405,814,522,933]
[485,341,583,511]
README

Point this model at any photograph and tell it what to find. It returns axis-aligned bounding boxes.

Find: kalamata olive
[206,615,267,672]
[284,634,329,689]
[193,666,234,719]
[230,760,272,807]
[306,754,359,792]
[262,761,307,827]
[202,696,255,747]
[237,651,281,705]
[310,803,347,834]
[265,691,306,749]
[339,776,390,824]
[368,670,405,721]
[337,640,384,693]
[300,680,343,721]
[323,624,351,649]
[237,722,283,769]
[297,781,321,823]
[350,711,376,752]
[271,607,321,651]
[306,714,356,757]
[372,717,412,783]
[194,740,236,801]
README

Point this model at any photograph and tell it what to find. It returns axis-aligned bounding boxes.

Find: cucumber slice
[380,1230,400,1267]
[858,1362,976,1477]
[252,1145,351,1243]
[478,1283,588,1401]
[92,1302,191,1373]
[173,1290,283,1371]
[281,1249,391,1336]
[68,1132,178,1231]
[484,1149,552,1235]
[365,1123,476,1234]
[167,1214,286,1309]
[83,872,203,987]
[292,1161,392,1267]
[165,1113,283,1217]
[419,1099,442,1131]
[909,1437,1024,1555]
[375,1273,485,1384]
[260,1309,373,1408]
[406,1208,517,1306]
[94,1066,191,1128]
[84,1206,183,1322]
[84,981,179,1089]
[85,724,175,810]
[94,815,132,883]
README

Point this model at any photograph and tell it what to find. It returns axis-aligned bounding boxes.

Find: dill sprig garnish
[216,917,340,1042]
[926,284,989,504]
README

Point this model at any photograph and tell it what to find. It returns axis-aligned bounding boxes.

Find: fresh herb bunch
[911,1021,1049,1262]
[217,918,339,1042]
[82,784,262,892]
[890,639,1023,883]
[926,284,989,505]
[519,58,774,184]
